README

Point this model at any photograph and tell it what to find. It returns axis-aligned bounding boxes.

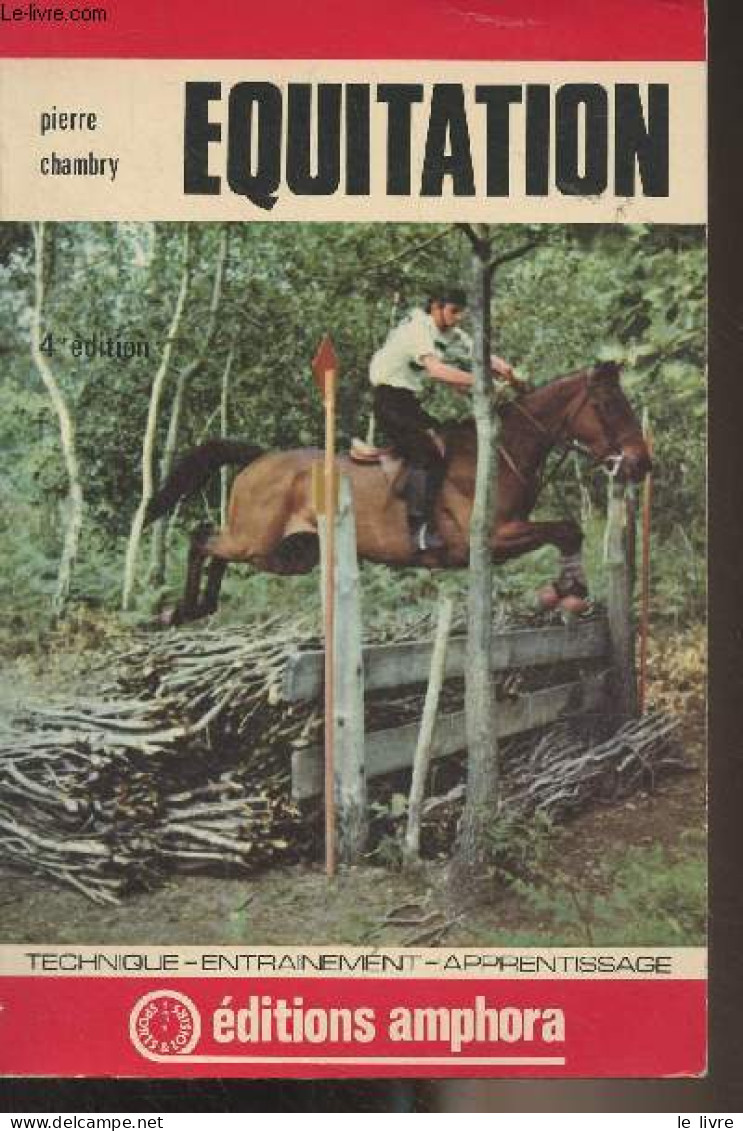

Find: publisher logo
[129,990,201,1060]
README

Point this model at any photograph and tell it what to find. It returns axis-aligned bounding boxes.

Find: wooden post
[404,596,454,866]
[625,485,638,597]
[312,335,340,877]
[604,479,638,720]
[332,473,367,862]
[323,372,336,876]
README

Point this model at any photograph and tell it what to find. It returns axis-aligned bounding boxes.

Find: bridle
[499,372,630,493]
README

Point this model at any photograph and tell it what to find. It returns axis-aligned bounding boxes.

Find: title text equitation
[184,81,669,211]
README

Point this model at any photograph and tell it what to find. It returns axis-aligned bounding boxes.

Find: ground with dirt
[0,624,706,947]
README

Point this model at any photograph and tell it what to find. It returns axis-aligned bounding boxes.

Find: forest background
[0,221,705,642]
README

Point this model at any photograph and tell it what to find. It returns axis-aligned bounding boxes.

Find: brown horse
[146,361,651,622]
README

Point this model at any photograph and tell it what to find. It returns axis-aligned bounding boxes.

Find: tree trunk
[122,226,192,610]
[150,225,229,588]
[451,224,501,886]
[29,222,85,619]
[219,340,236,526]
[149,365,187,587]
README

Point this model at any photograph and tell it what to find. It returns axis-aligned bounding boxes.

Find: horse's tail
[144,438,264,525]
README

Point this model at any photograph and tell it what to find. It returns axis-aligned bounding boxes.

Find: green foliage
[368,833,405,872]
[648,525,706,628]
[511,831,706,946]
[485,810,555,886]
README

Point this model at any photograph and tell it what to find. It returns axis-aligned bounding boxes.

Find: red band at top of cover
[0,0,706,61]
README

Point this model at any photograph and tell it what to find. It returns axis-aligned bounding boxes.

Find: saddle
[349,437,406,489]
[349,437,394,464]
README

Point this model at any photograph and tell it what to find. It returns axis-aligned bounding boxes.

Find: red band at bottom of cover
[0,976,705,1078]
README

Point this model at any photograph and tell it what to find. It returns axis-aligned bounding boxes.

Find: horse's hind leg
[200,558,228,617]
[176,524,212,623]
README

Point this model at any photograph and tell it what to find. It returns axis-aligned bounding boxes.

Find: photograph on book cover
[0,0,706,1081]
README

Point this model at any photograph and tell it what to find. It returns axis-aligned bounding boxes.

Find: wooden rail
[291,671,610,802]
[281,618,610,704]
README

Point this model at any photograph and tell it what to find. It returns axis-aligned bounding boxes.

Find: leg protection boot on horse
[403,468,444,553]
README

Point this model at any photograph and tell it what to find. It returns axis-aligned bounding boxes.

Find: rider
[370,284,524,552]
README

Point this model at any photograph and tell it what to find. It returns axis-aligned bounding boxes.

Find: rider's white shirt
[369,309,472,393]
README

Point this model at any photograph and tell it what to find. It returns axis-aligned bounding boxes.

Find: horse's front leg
[491,518,589,608]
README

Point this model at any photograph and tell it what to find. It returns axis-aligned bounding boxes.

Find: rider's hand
[490,359,529,400]
[491,355,516,381]
[491,364,530,396]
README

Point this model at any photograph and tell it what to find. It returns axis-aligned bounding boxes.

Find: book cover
[0,0,706,1079]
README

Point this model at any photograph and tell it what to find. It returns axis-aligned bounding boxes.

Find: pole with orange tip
[311,334,340,877]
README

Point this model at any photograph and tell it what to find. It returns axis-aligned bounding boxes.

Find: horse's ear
[589,361,621,385]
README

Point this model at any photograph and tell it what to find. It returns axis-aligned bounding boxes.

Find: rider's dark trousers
[372,385,446,525]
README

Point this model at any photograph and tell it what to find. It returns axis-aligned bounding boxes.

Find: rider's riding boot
[404,468,444,553]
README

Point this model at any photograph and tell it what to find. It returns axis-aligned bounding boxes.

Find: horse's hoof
[559,594,590,616]
[537,584,560,611]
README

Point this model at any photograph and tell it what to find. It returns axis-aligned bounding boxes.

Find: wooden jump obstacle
[296,476,636,862]
[286,619,612,803]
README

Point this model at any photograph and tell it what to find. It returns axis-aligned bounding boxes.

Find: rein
[499,382,594,495]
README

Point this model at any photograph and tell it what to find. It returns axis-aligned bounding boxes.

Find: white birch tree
[219,338,237,526]
[29,222,85,618]
[122,226,192,610]
[149,225,229,587]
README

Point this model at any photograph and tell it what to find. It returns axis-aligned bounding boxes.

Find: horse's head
[564,362,652,483]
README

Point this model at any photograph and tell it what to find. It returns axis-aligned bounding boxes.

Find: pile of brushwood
[0,610,692,903]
